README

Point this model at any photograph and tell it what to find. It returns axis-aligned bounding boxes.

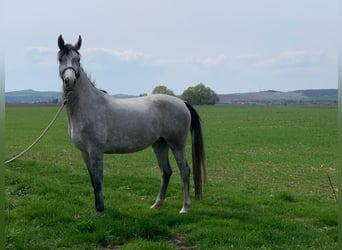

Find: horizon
[5,87,338,96]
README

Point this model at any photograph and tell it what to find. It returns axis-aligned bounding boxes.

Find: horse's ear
[74,35,82,51]
[58,35,65,50]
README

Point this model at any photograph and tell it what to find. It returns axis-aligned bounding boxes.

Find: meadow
[5,105,338,249]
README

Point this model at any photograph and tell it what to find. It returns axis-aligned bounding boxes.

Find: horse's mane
[81,68,108,94]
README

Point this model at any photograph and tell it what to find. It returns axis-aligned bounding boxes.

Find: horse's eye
[71,58,80,63]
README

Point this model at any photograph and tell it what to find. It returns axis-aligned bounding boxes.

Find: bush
[152,85,175,96]
[181,83,218,105]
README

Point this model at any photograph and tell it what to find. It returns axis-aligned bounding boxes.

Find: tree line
[150,83,219,105]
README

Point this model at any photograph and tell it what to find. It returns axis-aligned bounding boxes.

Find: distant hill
[6,89,62,104]
[112,93,138,99]
[5,89,337,105]
[218,89,337,105]
[5,89,137,104]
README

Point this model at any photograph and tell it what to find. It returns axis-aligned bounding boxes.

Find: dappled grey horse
[57,35,206,213]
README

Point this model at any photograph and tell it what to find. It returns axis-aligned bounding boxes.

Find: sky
[3,0,338,95]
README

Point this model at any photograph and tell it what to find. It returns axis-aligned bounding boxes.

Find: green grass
[5,105,338,249]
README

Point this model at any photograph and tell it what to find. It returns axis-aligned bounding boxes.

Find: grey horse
[57,35,206,213]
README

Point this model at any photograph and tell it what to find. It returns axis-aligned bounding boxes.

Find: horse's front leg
[81,151,104,212]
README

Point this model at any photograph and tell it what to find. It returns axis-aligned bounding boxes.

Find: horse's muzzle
[63,77,77,91]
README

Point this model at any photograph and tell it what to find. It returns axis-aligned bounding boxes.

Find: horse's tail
[185,102,207,199]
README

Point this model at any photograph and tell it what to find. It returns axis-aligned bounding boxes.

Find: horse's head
[57,35,82,91]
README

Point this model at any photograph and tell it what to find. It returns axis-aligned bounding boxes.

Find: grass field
[5,105,338,249]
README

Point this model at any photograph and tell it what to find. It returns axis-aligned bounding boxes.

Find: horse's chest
[69,124,86,150]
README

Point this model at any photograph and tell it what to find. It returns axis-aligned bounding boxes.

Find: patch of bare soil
[170,233,197,250]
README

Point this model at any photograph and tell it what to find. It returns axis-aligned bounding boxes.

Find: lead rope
[5,101,66,164]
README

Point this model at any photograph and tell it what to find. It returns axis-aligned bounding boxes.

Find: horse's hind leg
[171,147,191,214]
[151,139,172,209]
[81,150,104,212]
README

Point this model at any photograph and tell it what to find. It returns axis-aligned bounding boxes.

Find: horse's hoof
[150,202,162,209]
[179,207,188,214]
[96,205,104,213]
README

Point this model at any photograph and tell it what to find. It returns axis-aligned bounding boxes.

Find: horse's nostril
[64,78,70,89]
[73,79,76,84]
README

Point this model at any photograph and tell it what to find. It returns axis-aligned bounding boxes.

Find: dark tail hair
[185,102,207,199]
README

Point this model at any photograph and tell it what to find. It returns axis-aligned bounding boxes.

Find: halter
[60,66,80,80]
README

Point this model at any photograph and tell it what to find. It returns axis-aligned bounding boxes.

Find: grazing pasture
[5,105,337,249]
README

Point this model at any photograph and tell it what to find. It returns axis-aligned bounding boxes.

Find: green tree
[152,85,175,96]
[181,83,219,105]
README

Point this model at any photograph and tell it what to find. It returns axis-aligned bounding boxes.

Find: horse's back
[111,94,189,119]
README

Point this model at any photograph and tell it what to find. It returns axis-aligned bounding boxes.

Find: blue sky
[4,1,338,95]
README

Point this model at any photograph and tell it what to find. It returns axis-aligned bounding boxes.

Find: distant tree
[152,85,175,96]
[139,93,148,97]
[181,83,219,105]
[51,98,59,104]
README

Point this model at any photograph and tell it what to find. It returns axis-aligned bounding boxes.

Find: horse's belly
[103,115,162,153]
[104,135,157,153]
[104,144,149,154]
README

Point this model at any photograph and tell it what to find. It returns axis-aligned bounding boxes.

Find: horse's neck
[64,69,97,115]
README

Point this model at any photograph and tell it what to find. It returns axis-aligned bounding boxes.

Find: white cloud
[255,51,328,69]
[236,53,261,62]
[196,55,226,67]
[279,51,324,67]
[234,51,333,72]
[25,47,56,54]
[83,48,145,62]
[24,47,57,66]
[26,46,147,63]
